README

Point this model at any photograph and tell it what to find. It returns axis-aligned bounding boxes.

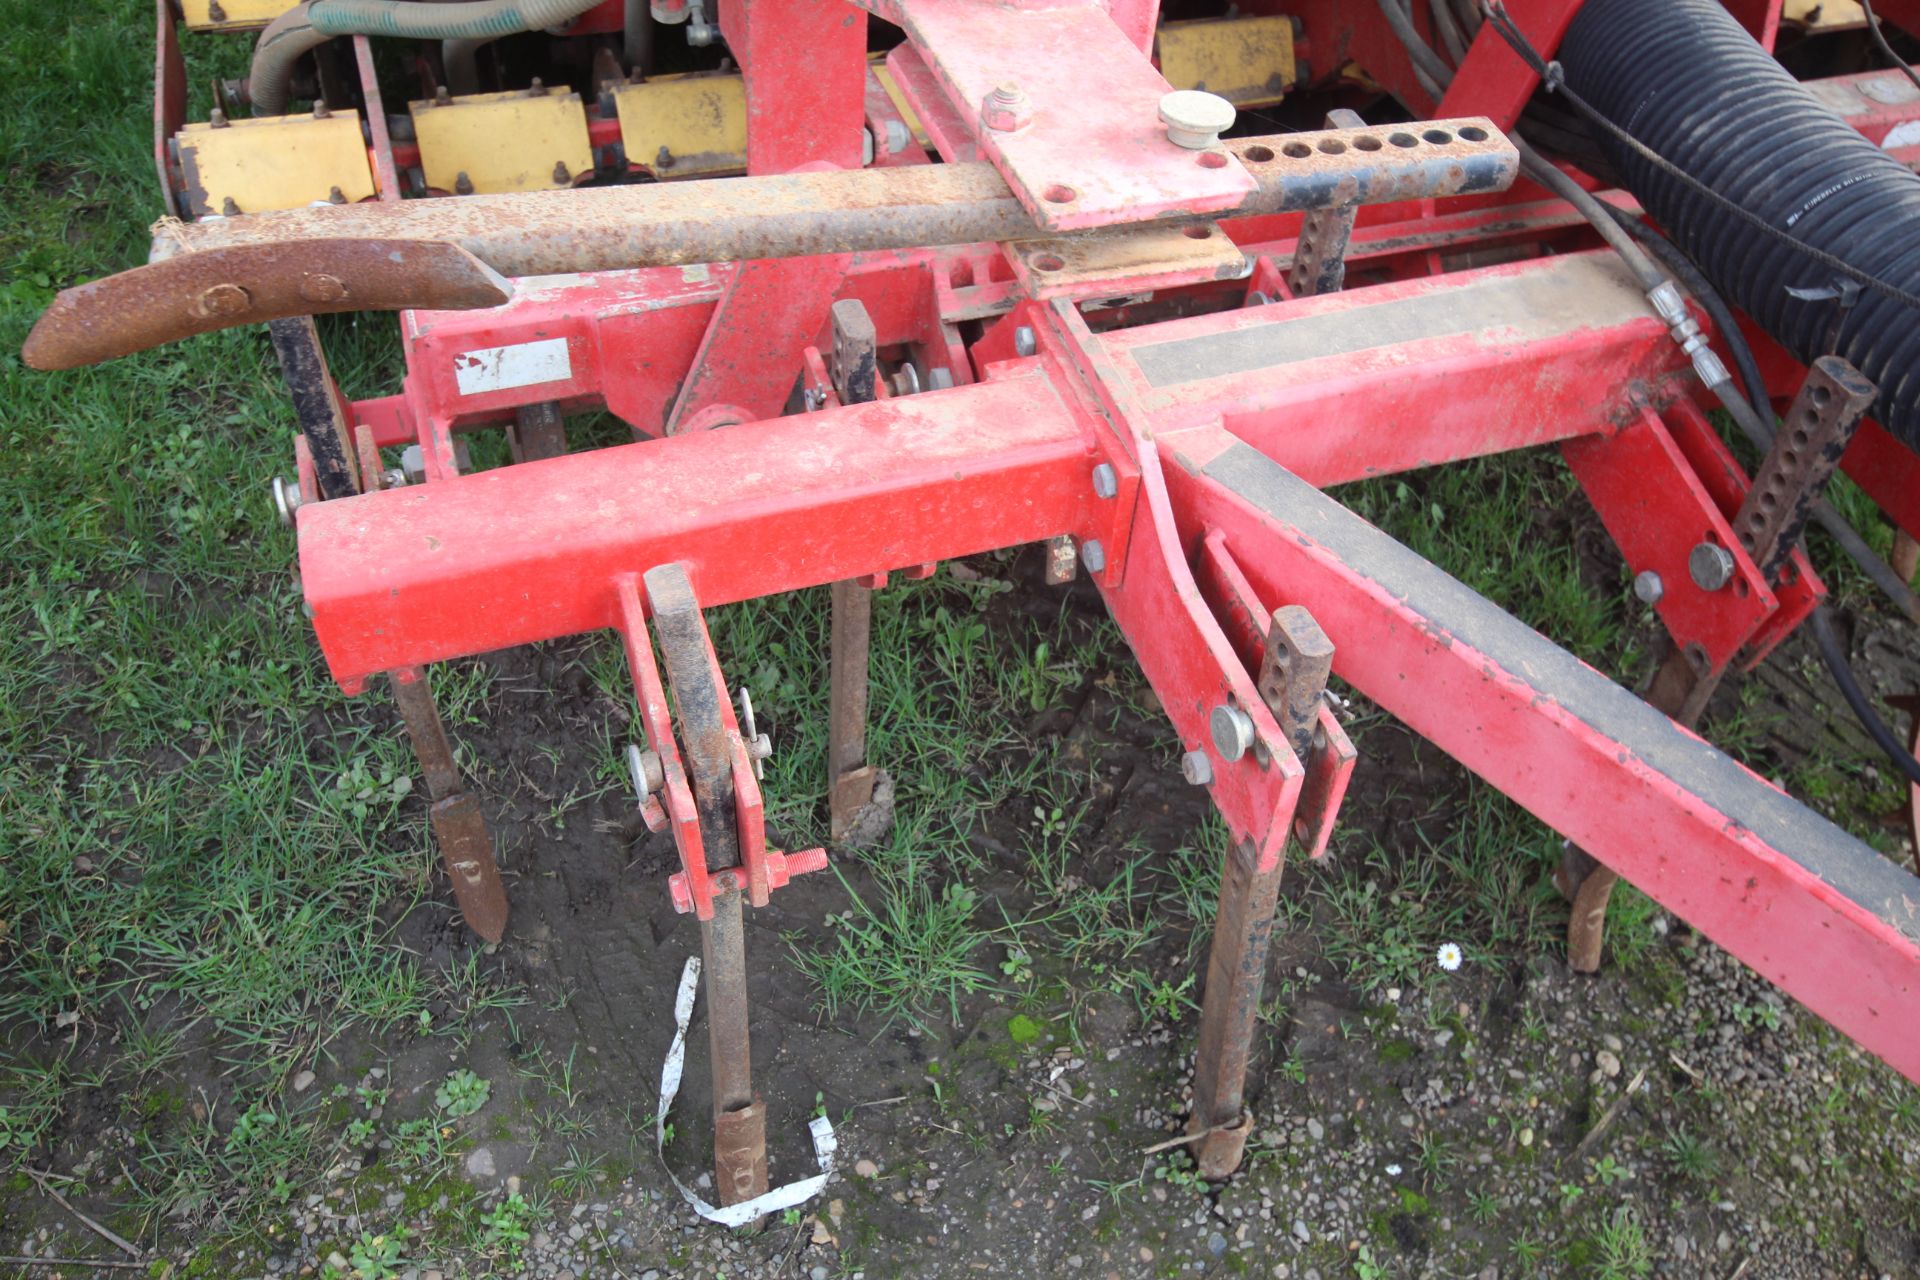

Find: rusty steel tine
[645,563,768,1210]
[508,401,569,463]
[828,579,878,841]
[1187,605,1332,1179]
[24,123,1518,370]
[390,671,509,942]
[825,301,881,843]
[1188,838,1286,1180]
[23,238,510,372]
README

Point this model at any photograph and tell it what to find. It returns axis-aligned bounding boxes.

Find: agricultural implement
[24,0,1920,1207]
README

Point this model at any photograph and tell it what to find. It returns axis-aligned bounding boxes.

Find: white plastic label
[656,956,837,1227]
[453,337,572,396]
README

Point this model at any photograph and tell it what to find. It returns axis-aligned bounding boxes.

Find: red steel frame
[261,0,1920,1100]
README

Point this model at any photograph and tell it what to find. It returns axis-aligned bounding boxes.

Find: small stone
[292,1070,316,1092]
[1306,1119,1324,1140]
[811,1269,829,1280]
[1207,1233,1227,1257]
[854,1159,879,1178]
[1595,1050,1621,1079]
[1068,1255,1084,1269]
[464,1148,496,1179]
[1602,1034,1623,1053]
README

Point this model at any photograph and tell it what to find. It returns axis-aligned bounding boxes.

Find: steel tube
[24,121,1515,370]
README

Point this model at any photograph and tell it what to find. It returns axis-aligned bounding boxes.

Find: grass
[2,0,1914,1269]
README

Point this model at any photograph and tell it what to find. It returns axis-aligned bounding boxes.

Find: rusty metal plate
[1006,219,1247,299]
[180,0,298,30]
[176,111,377,217]
[23,238,510,370]
[410,86,593,195]
[1156,16,1296,108]
[613,73,747,178]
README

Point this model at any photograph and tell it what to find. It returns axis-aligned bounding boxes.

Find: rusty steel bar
[389,670,510,942]
[828,579,878,841]
[1187,838,1286,1179]
[24,121,1516,371]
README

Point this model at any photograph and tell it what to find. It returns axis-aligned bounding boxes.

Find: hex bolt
[1210,703,1256,762]
[1159,90,1236,150]
[928,367,955,391]
[982,82,1034,132]
[1092,463,1119,500]
[381,468,409,490]
[1688,542,1736,592]
[626,743,665,799]
[1014,326,1038,357]
[1632,569,1664,605]
[271,475,301,527]
[884,119,911,154]
[1080,539,1107,573]
[861,127,876,167]
[1181,750,1214,786]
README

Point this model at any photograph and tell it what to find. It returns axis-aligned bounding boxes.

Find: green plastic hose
[250,0,607,115]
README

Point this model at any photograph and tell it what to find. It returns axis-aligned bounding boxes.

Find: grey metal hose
[250,0,608,115]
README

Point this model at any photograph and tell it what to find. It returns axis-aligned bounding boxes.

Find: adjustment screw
[1080,539,1107,573]
[1092,463,1119,499]
[1688,543,1736,592]
[1159,90,1236,150]
[1210,703,1255,762]
[1632,569,1664,605]
[626,743,665,798]
[1181,750,1214,786]
[1014,325,1037,357]
[271,475,301,527]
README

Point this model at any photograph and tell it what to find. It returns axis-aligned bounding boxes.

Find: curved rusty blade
[22,238,511,370]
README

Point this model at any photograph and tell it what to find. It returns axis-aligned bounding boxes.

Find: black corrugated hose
[1555,0,1920,454]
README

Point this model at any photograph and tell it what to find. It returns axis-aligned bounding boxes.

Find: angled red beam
[1099,251,1679,484]
[299,369,1103,691]
[1162,425,1920,1083]
[1436,0,1586,130]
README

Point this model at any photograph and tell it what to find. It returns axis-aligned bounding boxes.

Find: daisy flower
[1436,942,1464,972]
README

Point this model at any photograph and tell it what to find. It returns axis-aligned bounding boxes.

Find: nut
[1080,539,1107,573]
[1014,326,1037,357]
[1181,750,1214,786]
[981,82,1034,132]
[1632,569,1664,605]
[1092,463,1119,499]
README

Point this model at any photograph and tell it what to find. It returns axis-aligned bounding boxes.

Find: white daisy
[1436,942,1464,972]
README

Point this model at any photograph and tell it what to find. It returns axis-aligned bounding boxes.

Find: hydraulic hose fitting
[1647,280,1731,391]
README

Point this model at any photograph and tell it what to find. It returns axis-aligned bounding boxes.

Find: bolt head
[271,475,301,527]
[1014,326,1038,357]
[1688,542,1736,592]
[1092,463,1119,500]
[1210,703,1255,762]
[1632,569,1664,605]
[1080,539,1107,573]
[626,743,665,798]
[884,119,911,154]
[928,367,955,391]
[1181,750,1214,786]
[1159,90,1236,149]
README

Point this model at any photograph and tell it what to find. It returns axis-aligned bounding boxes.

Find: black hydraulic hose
[1813,606,1920,786]
[1556,0,1920,453]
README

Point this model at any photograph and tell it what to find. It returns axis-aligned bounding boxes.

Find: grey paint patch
[1200,441,1920,943]
[1130,254,1647,390]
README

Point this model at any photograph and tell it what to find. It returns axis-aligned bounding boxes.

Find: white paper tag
[656,956,837,1227]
